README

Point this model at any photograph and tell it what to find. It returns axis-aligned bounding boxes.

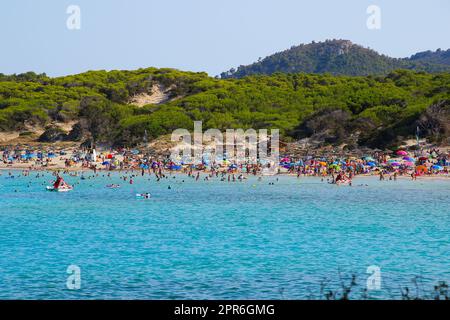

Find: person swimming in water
[137,193,151,199]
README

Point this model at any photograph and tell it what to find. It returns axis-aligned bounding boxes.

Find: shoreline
[1,166,449,181]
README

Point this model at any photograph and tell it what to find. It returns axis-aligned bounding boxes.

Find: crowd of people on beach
[1,145,449,185]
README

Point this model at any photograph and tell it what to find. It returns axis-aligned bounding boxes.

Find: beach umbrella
[367,162,377,167]
[329,164,341,171]
[102,161,110,165]
[419,157,428,161]
[403,157,414,161]
[396,150,408,156]
[391,162,401,166]
[363,156,375,161]
[431,165,443,170]
[416,165,427,172]
[404,161,415,167]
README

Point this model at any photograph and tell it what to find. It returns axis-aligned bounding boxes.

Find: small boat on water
[46,176,73,192]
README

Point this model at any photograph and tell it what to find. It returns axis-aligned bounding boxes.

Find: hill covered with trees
[0,67,449,149]
[221,40,450,78]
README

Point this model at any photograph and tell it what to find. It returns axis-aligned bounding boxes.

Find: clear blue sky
[0,0,449,77]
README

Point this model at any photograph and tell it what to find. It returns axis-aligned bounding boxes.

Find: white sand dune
[128,84,172,107]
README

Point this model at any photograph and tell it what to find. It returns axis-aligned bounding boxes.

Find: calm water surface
[0,171,449,299]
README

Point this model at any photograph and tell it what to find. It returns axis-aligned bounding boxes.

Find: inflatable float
[46,176,73,192]
[336,179,352,186]
[46,185,73,192]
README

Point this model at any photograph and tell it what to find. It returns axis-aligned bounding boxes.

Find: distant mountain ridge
[221,39,450,78]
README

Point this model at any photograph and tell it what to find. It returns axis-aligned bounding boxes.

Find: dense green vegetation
[0,66,449,148]
[221,40,450,78]
[410,48,450,67]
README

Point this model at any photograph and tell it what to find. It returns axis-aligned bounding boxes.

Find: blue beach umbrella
[432,165,443,170]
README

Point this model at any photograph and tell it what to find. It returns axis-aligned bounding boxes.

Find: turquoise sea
[0,171,449,299]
